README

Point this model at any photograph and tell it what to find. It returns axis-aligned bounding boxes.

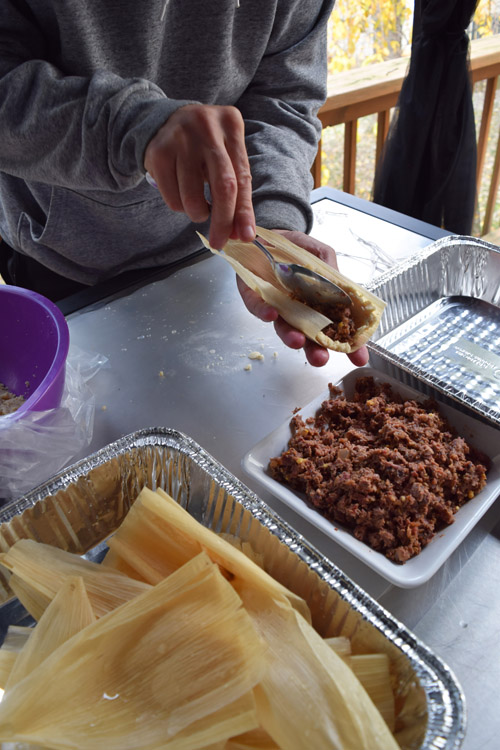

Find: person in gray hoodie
[0,0,367,367]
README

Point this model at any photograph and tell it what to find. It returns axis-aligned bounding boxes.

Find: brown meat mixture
[269,376,490,564]
[320,303,356,344]
[291,291,356,345]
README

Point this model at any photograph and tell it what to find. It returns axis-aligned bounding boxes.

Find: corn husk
[324,635,352,658]
[8,574,52,621]
[198,228,386,353]
[6,576,95,690]
[0,650,17,688]
[0,626,30,690]
[0,540,151,619]
[225,726,280,749]
[103,487,310,622]
[325,637,395,730]
[0,488,401,749]
[0,625,32,652]
[98,546,146,581]
[348,654,395,731]
[0,553,265,750]
[218,534,265,569]
[236,584,399,750]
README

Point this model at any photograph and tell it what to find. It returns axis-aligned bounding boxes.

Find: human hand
[236,229,369,368]
[144,103,256,250]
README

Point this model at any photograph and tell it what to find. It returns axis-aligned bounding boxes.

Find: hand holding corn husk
[198,228,385,367]
[0,487,399,750]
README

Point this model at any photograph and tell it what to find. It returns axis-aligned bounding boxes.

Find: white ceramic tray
[243,367,500,588]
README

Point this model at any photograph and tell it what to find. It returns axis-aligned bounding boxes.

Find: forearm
[0,59,195,191]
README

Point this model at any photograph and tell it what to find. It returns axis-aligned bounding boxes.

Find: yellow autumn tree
[470,0,500,38]
[327,0,412,75]
[327,0,497,75]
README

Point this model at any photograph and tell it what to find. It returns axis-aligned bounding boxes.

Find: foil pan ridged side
[366,235,500,427]
[0,428,465,750]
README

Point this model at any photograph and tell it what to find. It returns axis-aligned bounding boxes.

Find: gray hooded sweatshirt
[0,0,334,284]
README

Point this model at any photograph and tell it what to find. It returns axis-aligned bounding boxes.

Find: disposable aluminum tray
[0,429,464,749]
[366,235,500,428]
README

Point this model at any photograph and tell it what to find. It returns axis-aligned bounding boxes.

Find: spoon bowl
[253,238,352,308]
[144,172,353,309]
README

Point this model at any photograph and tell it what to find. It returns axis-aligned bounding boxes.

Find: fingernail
[241,225,256,242]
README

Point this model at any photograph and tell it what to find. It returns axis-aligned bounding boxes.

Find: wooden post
[375,110,391,167]
[476,76,498,191]
[343,120,357,194]
[482,124,500,236]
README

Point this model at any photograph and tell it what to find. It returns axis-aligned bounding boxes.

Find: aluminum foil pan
[0,428,465,749]
[366,235,500,428]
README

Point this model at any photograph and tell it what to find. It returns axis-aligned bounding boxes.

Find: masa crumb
[248,351,264,361]
[244,364,252,372]
[0,383,25,416]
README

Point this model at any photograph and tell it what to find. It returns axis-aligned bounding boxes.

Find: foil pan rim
[367,340,500,427]
[365,234,500,293]
[365,234,500,429]
[0,427,466,749]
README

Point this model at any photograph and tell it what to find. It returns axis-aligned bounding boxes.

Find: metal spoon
[145,173,351,307]
[252,237,352,308]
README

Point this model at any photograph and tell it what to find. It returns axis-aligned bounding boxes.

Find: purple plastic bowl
[0,286,70,421]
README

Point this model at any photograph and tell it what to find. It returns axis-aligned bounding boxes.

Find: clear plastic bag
[0,345,107,503]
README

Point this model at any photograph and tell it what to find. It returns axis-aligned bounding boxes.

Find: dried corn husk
[103,487,310,622]
[0,625,32,652]
[0,553,265,750]
[348,654,395,731]
[0,540,151,619]
[324,635,352,658]
[217,534,265,569]
[225,726,280,749]
[325,638,395,730]
[236,584,399,750]
[198,228,386,353]
[6,576,95,690]
[8,575,51,621]
[0,650,17,688]
[0,488,401,749]
[0,626,30,691]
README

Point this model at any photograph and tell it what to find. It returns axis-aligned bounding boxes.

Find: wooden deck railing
[313,35,500,238]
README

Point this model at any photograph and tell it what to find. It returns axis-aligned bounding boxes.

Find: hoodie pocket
[17,184,189,275]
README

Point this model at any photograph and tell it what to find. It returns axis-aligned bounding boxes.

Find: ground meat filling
[269,376,490,564]
[319,303,356,344]
[291,291,357,345]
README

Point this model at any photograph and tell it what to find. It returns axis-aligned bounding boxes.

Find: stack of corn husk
[0,487,400,750]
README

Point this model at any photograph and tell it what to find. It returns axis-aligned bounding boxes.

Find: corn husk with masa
[198,228,386,353]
